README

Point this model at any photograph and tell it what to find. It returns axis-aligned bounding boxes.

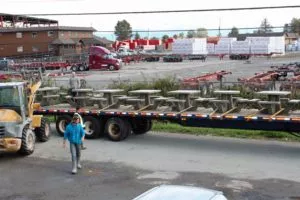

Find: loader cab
[0,82,27,121]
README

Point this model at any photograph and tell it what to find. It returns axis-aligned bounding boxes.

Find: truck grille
[0,126,5,137]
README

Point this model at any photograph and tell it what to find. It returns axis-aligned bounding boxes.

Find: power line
[97,26,287,33]
[21,5,300,16]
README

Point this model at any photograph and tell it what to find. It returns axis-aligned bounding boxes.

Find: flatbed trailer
[33,104,300,142]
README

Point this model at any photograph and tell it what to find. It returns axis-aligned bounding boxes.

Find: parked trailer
[33,106,300,142]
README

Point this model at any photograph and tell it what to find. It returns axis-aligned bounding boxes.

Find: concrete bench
[209,99,230,113]
[89,97,108,108]
[193,98,217,109]
[236,98,261,110]
[126,98,145,110]
[258,101,281,114]
[43,95,60,98]
[152,97,173,109]
[42,95,60,105]
[166,99,186,111]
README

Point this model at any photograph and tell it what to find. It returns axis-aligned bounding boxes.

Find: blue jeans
[70,143,81,165]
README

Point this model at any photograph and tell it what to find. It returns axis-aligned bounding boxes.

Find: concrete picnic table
[38,87,60,105]
[256,91,291,102]
[213,90,240,109]
[256,90,291,114]
[128,89,161,105]
[72,88,93,107]
[167,90,200,108]
[94,89,124,105]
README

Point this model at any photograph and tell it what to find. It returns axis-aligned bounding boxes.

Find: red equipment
[181,70,232,89]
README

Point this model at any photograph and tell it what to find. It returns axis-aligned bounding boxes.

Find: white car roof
[133,185,227,200]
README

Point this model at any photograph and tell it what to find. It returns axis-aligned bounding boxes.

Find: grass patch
[152,121,300,142]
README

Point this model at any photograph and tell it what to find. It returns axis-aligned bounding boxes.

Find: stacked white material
[231,41,251,54]
[206,43,215,54]
[214,44,231,54]
[247,37,285,54]
[218,37,237,44]
[172,38,207,54]
[143,45,156,50]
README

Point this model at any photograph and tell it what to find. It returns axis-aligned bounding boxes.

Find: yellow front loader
[0,79,50,155]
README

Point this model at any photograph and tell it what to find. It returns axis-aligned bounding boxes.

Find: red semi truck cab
[72,46,122,71]
[89,46,122,70]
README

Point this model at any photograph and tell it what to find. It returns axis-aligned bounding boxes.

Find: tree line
[114,18,300,41]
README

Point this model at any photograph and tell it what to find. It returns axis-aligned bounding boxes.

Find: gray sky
[2,0,300,39]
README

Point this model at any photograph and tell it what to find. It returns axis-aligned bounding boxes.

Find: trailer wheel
[19,124,36,155]
[123,119,132,139]
[109,65,115,71]
[56,115,72,136]
[35,117,51,142]
[132,119,152,135]
[71,65,78,71]
[83,116,102,139]
[105,118,127,141]
[79,64,85,71]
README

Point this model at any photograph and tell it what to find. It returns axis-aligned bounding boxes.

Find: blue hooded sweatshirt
[64,123,85,144]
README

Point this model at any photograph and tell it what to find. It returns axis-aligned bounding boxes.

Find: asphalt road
[1,128,300,200]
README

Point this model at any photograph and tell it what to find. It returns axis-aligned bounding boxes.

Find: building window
[32,46,39,52]
[17,46,23,52]
[32,32,37,38]
[16,32,22,38]
[48,31,54,37]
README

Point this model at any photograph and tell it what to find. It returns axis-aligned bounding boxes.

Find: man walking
[63,113,85,174]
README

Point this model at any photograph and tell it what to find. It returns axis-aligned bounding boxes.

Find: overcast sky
[2,0,300,39]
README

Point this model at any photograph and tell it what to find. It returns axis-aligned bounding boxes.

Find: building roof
[93,36,114,45]
[0,13,58,25]
[0,26,97,33]
[237,32,284,40]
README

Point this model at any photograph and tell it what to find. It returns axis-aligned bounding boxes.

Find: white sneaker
[72,169,77,174]
[77,164,82,169]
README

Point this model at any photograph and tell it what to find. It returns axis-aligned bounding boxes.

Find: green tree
[290,18,300,34]
[187,30,196,38]
[151,36,159,40]
[195,28,208,38]
[173,34,178,39]
[134,32,141,40]
[257,18,273,34]
[114,20,133,41]
[162,34,169,42]
[178,32,185,39]
[228,27,239,37]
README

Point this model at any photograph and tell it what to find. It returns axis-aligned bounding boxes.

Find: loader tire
[19,124,36,155]
[35,118,51,142]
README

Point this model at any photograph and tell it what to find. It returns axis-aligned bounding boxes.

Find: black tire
[109,65,115,71]
[132,119,152,135]
[35,118,51,142]
[71,65,78,71]
[79,64,85,71]
[83,116,102,139]
[123,119,132,139]
[19,124,36,155]
[105,118,127,141]
[56,115,72,136]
